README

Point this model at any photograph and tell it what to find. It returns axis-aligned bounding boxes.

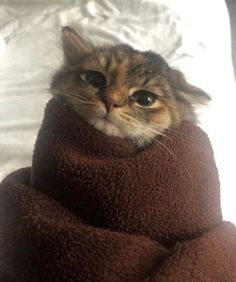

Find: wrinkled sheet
[0,0,235,224]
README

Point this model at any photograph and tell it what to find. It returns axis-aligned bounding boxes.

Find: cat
[51,26,210,147]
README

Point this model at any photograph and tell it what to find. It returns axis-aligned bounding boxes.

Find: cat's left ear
[169,69,211,104]
[61,26,94,65]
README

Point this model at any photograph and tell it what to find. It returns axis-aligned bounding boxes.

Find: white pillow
[0,0,235,224]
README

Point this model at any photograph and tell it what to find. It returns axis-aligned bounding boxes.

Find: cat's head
[51,26,210,146]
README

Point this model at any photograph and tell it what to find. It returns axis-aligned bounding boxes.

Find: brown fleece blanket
[0,98,236,282]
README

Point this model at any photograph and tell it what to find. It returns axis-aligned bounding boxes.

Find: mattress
[0,0,236,224]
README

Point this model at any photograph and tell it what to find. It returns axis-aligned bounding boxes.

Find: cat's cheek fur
[152,109,172,131]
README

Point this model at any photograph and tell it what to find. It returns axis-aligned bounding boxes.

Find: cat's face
[51,26,210,146]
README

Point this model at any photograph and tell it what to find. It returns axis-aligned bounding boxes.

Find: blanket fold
[0,98,236,281]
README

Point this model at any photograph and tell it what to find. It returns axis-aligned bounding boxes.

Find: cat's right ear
[61,26,94,65]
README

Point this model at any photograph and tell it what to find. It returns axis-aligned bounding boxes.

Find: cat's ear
[61,26,94,65]
[169,69,211,105]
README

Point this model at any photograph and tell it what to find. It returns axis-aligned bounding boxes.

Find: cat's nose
[104,97,125,113]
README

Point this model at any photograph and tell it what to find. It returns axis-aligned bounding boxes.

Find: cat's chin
[88,118,125,138]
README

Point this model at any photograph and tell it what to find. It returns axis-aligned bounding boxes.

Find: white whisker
[152,137,194,191]
[120,112,194,190]
[0,92,48,104]
[62,93,95,105]
[57,88,90,101]
[120,113,167,138]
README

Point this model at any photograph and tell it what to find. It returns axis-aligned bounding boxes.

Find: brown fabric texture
[0,98,236,282]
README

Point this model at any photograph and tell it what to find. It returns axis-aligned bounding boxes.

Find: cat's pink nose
[104,97,125,113]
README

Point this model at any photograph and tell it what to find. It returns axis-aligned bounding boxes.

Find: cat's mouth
[88,114,126,138]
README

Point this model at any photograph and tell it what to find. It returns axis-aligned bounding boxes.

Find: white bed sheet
[0,0,235,224]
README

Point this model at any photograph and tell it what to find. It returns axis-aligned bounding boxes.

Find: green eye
[82,70,106,88]
[132,90,156,106]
